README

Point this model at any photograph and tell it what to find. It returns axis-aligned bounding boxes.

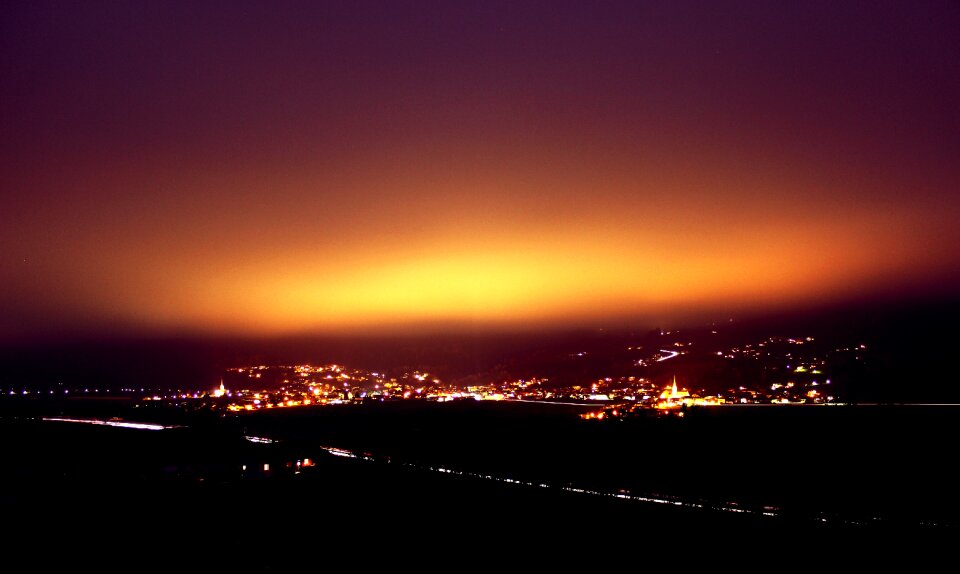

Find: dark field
[238,401,960,525]
[2,400,956,568]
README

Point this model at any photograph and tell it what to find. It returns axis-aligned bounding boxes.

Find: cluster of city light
[208,364,450,411]
[209,361,661,412]
[132,335,855,416]
[581,368,846,421]
[581,379,724,420]
[654,377,725,409]
[716,335,856,404]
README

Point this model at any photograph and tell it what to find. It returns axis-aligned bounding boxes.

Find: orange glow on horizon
[5,169,952,334]
[106,206,949,333]
[2,135,957,336]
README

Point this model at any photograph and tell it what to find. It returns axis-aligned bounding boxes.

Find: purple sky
[2,1,959,339]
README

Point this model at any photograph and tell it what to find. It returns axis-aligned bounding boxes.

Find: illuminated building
[655,377,724,409]
[213,380,227,398]
[658,377,689,402]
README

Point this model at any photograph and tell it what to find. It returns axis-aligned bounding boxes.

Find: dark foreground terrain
[2,399,957,568]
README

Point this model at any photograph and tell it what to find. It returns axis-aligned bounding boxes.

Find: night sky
[2,1,959,340]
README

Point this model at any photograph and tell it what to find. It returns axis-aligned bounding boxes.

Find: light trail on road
[656,349,680,362]
[42,417,179,431]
